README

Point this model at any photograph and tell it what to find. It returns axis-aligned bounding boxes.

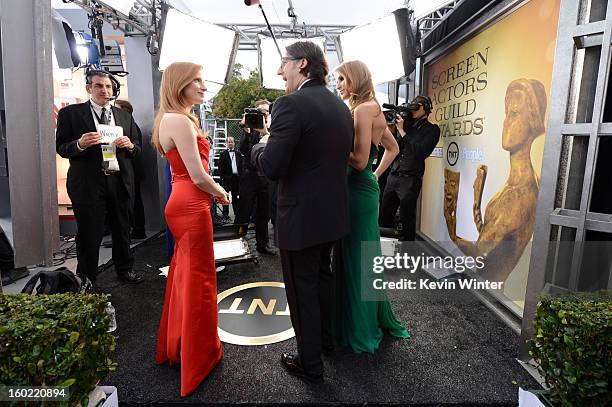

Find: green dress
[335,143,409,353]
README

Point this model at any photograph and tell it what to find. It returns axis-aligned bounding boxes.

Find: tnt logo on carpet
[217,282,294,345]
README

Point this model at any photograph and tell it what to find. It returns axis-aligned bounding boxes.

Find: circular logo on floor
[217,282,294,346]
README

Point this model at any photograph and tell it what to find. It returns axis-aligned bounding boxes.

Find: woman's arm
[348,104,374,171]
[162,114,228,199]
[374,128,399,179]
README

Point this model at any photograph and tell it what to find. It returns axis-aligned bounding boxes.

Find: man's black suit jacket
[251,80,353,251]
[56,101,141,205]
[218,148,243,178]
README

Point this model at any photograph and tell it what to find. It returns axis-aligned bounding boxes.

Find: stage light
[339,12,406,84]
[258,36,326,90]
[51,10,79,68]
[159,8,238,85]
[77,46,89,66]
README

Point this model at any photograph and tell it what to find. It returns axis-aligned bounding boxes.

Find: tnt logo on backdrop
[446,142,459,166]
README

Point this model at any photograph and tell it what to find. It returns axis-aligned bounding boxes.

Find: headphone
[85,69,121,100]
[416,95,433,114]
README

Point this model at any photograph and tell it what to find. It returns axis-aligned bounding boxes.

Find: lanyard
[91,105,110,125]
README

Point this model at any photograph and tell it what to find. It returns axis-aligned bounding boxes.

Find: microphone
[382,103,395,110]
[244,0,282,58]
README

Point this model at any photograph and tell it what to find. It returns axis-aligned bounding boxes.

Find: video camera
[241,107,267,130]
[382,103,418,126]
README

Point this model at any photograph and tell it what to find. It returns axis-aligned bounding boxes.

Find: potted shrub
[528,290,611,407]
[0,293,117,406]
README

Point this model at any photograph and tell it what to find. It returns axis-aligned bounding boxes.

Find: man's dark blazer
[55,101,141,205]
[218,148,244,179]
[251,80,353,251]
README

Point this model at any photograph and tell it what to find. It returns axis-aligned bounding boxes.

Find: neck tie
[100,107,108,125]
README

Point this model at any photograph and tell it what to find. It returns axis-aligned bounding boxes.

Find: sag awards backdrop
[420,0,561,310]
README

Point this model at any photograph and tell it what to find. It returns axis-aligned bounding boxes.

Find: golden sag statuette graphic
[444,79,547,283]
[217,282,294,346]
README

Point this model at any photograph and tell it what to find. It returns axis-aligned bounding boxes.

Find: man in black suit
[217,136,243,222]
[251,41,353,383]
[56,71,143,285]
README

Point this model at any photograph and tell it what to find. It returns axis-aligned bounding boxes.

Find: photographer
[237,99,276,255]
[380,95,440,241]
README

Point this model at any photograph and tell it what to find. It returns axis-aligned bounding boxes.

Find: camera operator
[380,95,440,241]
[237,99,276,255]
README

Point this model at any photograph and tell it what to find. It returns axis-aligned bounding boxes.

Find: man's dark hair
[115,99,134,114]
[86,70,113,84]
[286,41,328,84]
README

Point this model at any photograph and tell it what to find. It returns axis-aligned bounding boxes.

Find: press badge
[101,144,120,171]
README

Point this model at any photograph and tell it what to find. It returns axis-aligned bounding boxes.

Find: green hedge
[529,291,611,407]
[0,294,117,406]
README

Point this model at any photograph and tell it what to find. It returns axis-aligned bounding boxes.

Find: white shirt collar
[90,98,111,110]
[297,79,312,91]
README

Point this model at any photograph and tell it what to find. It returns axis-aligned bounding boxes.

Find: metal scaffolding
[417,0,460,39]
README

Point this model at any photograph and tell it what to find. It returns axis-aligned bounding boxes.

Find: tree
[212,65,284,118]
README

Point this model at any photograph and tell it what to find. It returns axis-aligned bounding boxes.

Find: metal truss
[221,23,354,52]
[61,1,352,53]
[416,0,460,38]
[60,0,161,37]
[60,0,459,53]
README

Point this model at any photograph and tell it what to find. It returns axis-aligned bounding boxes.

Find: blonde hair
[335,60,379,112]
[152,62,204,154]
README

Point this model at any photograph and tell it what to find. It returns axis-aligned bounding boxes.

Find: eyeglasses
[280,56,303,67]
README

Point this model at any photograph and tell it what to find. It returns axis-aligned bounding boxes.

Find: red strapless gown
[156,137,222,397]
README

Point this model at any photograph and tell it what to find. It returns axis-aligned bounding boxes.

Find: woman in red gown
[151,62,231,397]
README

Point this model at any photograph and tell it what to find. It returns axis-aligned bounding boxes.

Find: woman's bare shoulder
[160,113,195,135]
[161,112,191,125]
[354,99,381,116]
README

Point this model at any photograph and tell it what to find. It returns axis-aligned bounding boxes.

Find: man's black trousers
[380,173,422,241]
[238,171,269,249]
[72,174,134,282]
[280,241,334,376]
[222,174,241,222]
[0,229,14,271]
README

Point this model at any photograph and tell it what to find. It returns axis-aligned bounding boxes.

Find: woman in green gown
[334,60,410,353]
